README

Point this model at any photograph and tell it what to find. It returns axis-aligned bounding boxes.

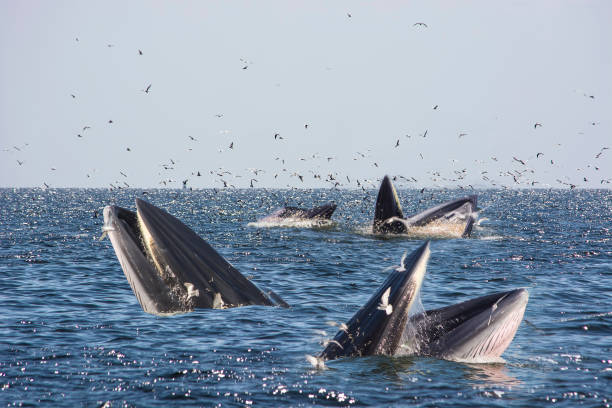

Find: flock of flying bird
[4,20,610,191]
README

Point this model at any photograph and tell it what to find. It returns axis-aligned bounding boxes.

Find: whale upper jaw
[103,198,283,315]
[373,176,404,233]
[406,288,529,362]
[320,241,430,361]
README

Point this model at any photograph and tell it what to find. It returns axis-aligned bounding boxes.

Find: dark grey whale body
[103,198,287,315]
[319,242,527,363]
[373,176,478,237]
[261,202,337,221]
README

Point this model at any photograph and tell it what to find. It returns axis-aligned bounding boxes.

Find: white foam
[247,218,334,229]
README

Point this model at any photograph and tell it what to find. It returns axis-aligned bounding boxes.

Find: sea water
[0,188,610,406]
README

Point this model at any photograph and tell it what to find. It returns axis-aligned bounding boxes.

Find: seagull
[229,142,234,149]
[83,126,91,131]
[347,12,352,18]
[534,123,542,129]
[377,287,393,315]
[513,156,526,165]
[395,139,400,148]
[536,152,544,158]
[143,84,151,94]
[413,22,428,27]
[108,120,113,124]
[215,114,223,118]
[433,105,438,110]
[459,133,468,138]
[16,160,23,165]
[422,129,428,138]
[325,322,347,332]
[305,124,309,129]
[321,339,343,349]
[138,49,143,55]
[188,135,197,141]
[70,94,76,98]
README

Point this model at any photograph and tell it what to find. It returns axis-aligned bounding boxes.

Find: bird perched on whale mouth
[314,242,528,366]
[102,198,287,315]
[372,175,479,237]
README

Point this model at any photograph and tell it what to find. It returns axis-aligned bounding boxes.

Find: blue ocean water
[0,188,610,407]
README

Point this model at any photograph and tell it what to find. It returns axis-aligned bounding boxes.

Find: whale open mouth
[316,242,527,364]
[372,175,478,237]
[103,198,285,315]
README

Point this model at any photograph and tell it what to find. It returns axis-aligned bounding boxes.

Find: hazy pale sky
[1,1,610,189]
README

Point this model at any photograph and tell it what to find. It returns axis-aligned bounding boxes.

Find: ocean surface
[1,188,610,407]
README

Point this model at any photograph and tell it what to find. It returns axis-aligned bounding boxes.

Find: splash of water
[247,218,334,229]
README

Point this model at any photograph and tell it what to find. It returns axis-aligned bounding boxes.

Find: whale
[260,202,337,222]
[373,175,478,237]
[318,242,527,363]
[103,198,287,315]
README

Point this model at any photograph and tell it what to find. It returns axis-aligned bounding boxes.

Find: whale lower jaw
[405,289,528,362]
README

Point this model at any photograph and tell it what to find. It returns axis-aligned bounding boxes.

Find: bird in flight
[229,142,234,149]
[143,84,151,94]
[395,139,400,148]
[138,49,143,55]
[536,152,544,158]
[513,157,526,165]
[413,22,428,27]
[534,123,542,129]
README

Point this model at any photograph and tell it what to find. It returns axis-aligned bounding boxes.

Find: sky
[1,1,610,189]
